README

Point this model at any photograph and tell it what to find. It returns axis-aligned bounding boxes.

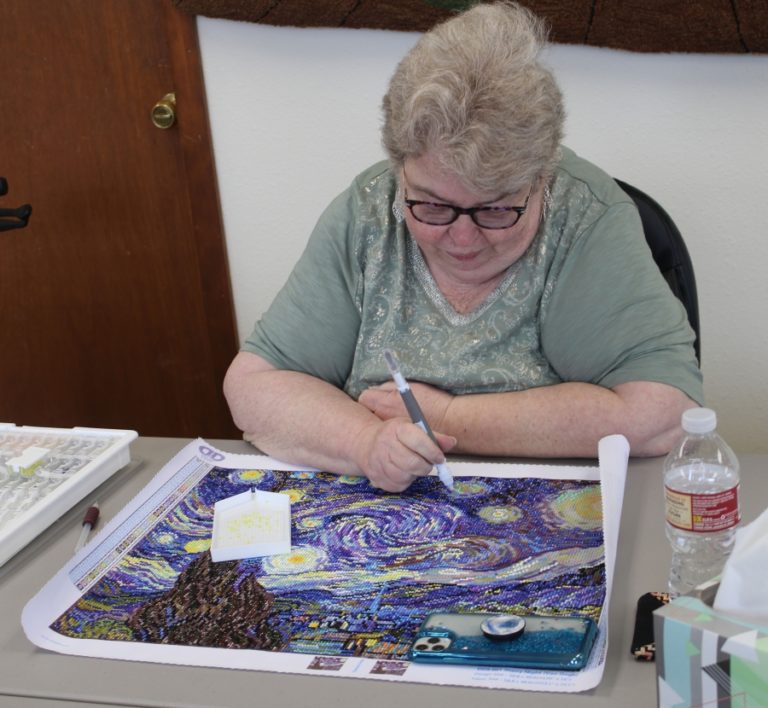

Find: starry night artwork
[51,467,605,660]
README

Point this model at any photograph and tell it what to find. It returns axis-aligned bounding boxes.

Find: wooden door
[0,0,240,438]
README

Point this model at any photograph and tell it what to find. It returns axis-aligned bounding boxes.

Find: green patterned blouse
[244,147,703,404]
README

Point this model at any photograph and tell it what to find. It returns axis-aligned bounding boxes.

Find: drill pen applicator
[383,349,454,490]
[74,503,100,553]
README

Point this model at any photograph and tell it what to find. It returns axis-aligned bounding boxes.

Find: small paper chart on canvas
[23,437,628,692]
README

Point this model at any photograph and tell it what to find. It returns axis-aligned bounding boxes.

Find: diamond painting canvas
[23,439,628,692]
[51,468,605,658]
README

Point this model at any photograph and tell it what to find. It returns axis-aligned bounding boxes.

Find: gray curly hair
[381,1,564,195]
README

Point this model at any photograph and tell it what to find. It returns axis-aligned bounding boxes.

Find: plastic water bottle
[663,408,740,596]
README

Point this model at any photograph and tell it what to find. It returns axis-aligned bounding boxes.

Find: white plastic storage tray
[0,425,137,567]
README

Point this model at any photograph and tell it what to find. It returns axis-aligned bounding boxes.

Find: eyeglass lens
[409,203,522,228]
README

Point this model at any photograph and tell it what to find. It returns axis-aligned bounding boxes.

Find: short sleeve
[541,202,704,403]
[242,187,363,388]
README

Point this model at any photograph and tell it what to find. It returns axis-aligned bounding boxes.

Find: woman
[224,1,703,492]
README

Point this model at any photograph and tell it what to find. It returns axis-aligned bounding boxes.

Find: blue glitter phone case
[409,612,598,670]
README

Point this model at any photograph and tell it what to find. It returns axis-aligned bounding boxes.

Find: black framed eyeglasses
[403,182,534,230]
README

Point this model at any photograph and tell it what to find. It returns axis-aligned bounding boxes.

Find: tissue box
[654,581,768,707]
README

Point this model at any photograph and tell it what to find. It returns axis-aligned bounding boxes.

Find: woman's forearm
[223,352,453,491]
[225,363,376,475]
[441,380,694,458]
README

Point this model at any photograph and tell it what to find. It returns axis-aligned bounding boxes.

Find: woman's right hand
[350,418,456,492]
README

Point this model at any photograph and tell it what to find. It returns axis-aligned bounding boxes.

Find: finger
[359,388,390,415]
[361,419,442,492]
[359,388,406,421]
[394,422,447,468]
[365,453,422,492]
[369,474,416,493]
[357,389,377,413]
[435,432,458,452]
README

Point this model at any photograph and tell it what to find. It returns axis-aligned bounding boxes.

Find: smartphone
[409,612,598,670]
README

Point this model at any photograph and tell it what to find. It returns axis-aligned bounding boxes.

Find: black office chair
[614,179,700,363]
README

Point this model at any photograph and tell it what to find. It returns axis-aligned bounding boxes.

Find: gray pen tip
[383,348,398,372]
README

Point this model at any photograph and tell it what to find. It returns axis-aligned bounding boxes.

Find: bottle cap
[682,407,717,434]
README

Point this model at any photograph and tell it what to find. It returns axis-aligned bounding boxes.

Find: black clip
[0,177,32,232]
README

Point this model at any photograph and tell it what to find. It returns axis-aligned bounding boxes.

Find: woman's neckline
[408,238,520,326]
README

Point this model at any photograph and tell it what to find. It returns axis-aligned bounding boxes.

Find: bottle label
[664,484,740,532]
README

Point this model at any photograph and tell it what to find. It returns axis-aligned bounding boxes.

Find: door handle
[0,178,32,232]
[151,92,176,129]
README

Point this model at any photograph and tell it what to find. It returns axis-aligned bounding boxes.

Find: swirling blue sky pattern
[52,467,605,658]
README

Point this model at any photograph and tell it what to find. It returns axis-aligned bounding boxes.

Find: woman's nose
[447,214,481,244]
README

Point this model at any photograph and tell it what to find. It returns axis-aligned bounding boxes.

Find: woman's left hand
[359,381,454,430]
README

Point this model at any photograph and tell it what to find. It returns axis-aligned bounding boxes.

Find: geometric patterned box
[654,581,768,707]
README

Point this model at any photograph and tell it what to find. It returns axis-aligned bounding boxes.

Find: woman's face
[401,153,543,289]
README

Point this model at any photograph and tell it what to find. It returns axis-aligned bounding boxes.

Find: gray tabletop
[0,438,763,708]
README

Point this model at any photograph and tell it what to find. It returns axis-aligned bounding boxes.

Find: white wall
[197,18,768,453]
